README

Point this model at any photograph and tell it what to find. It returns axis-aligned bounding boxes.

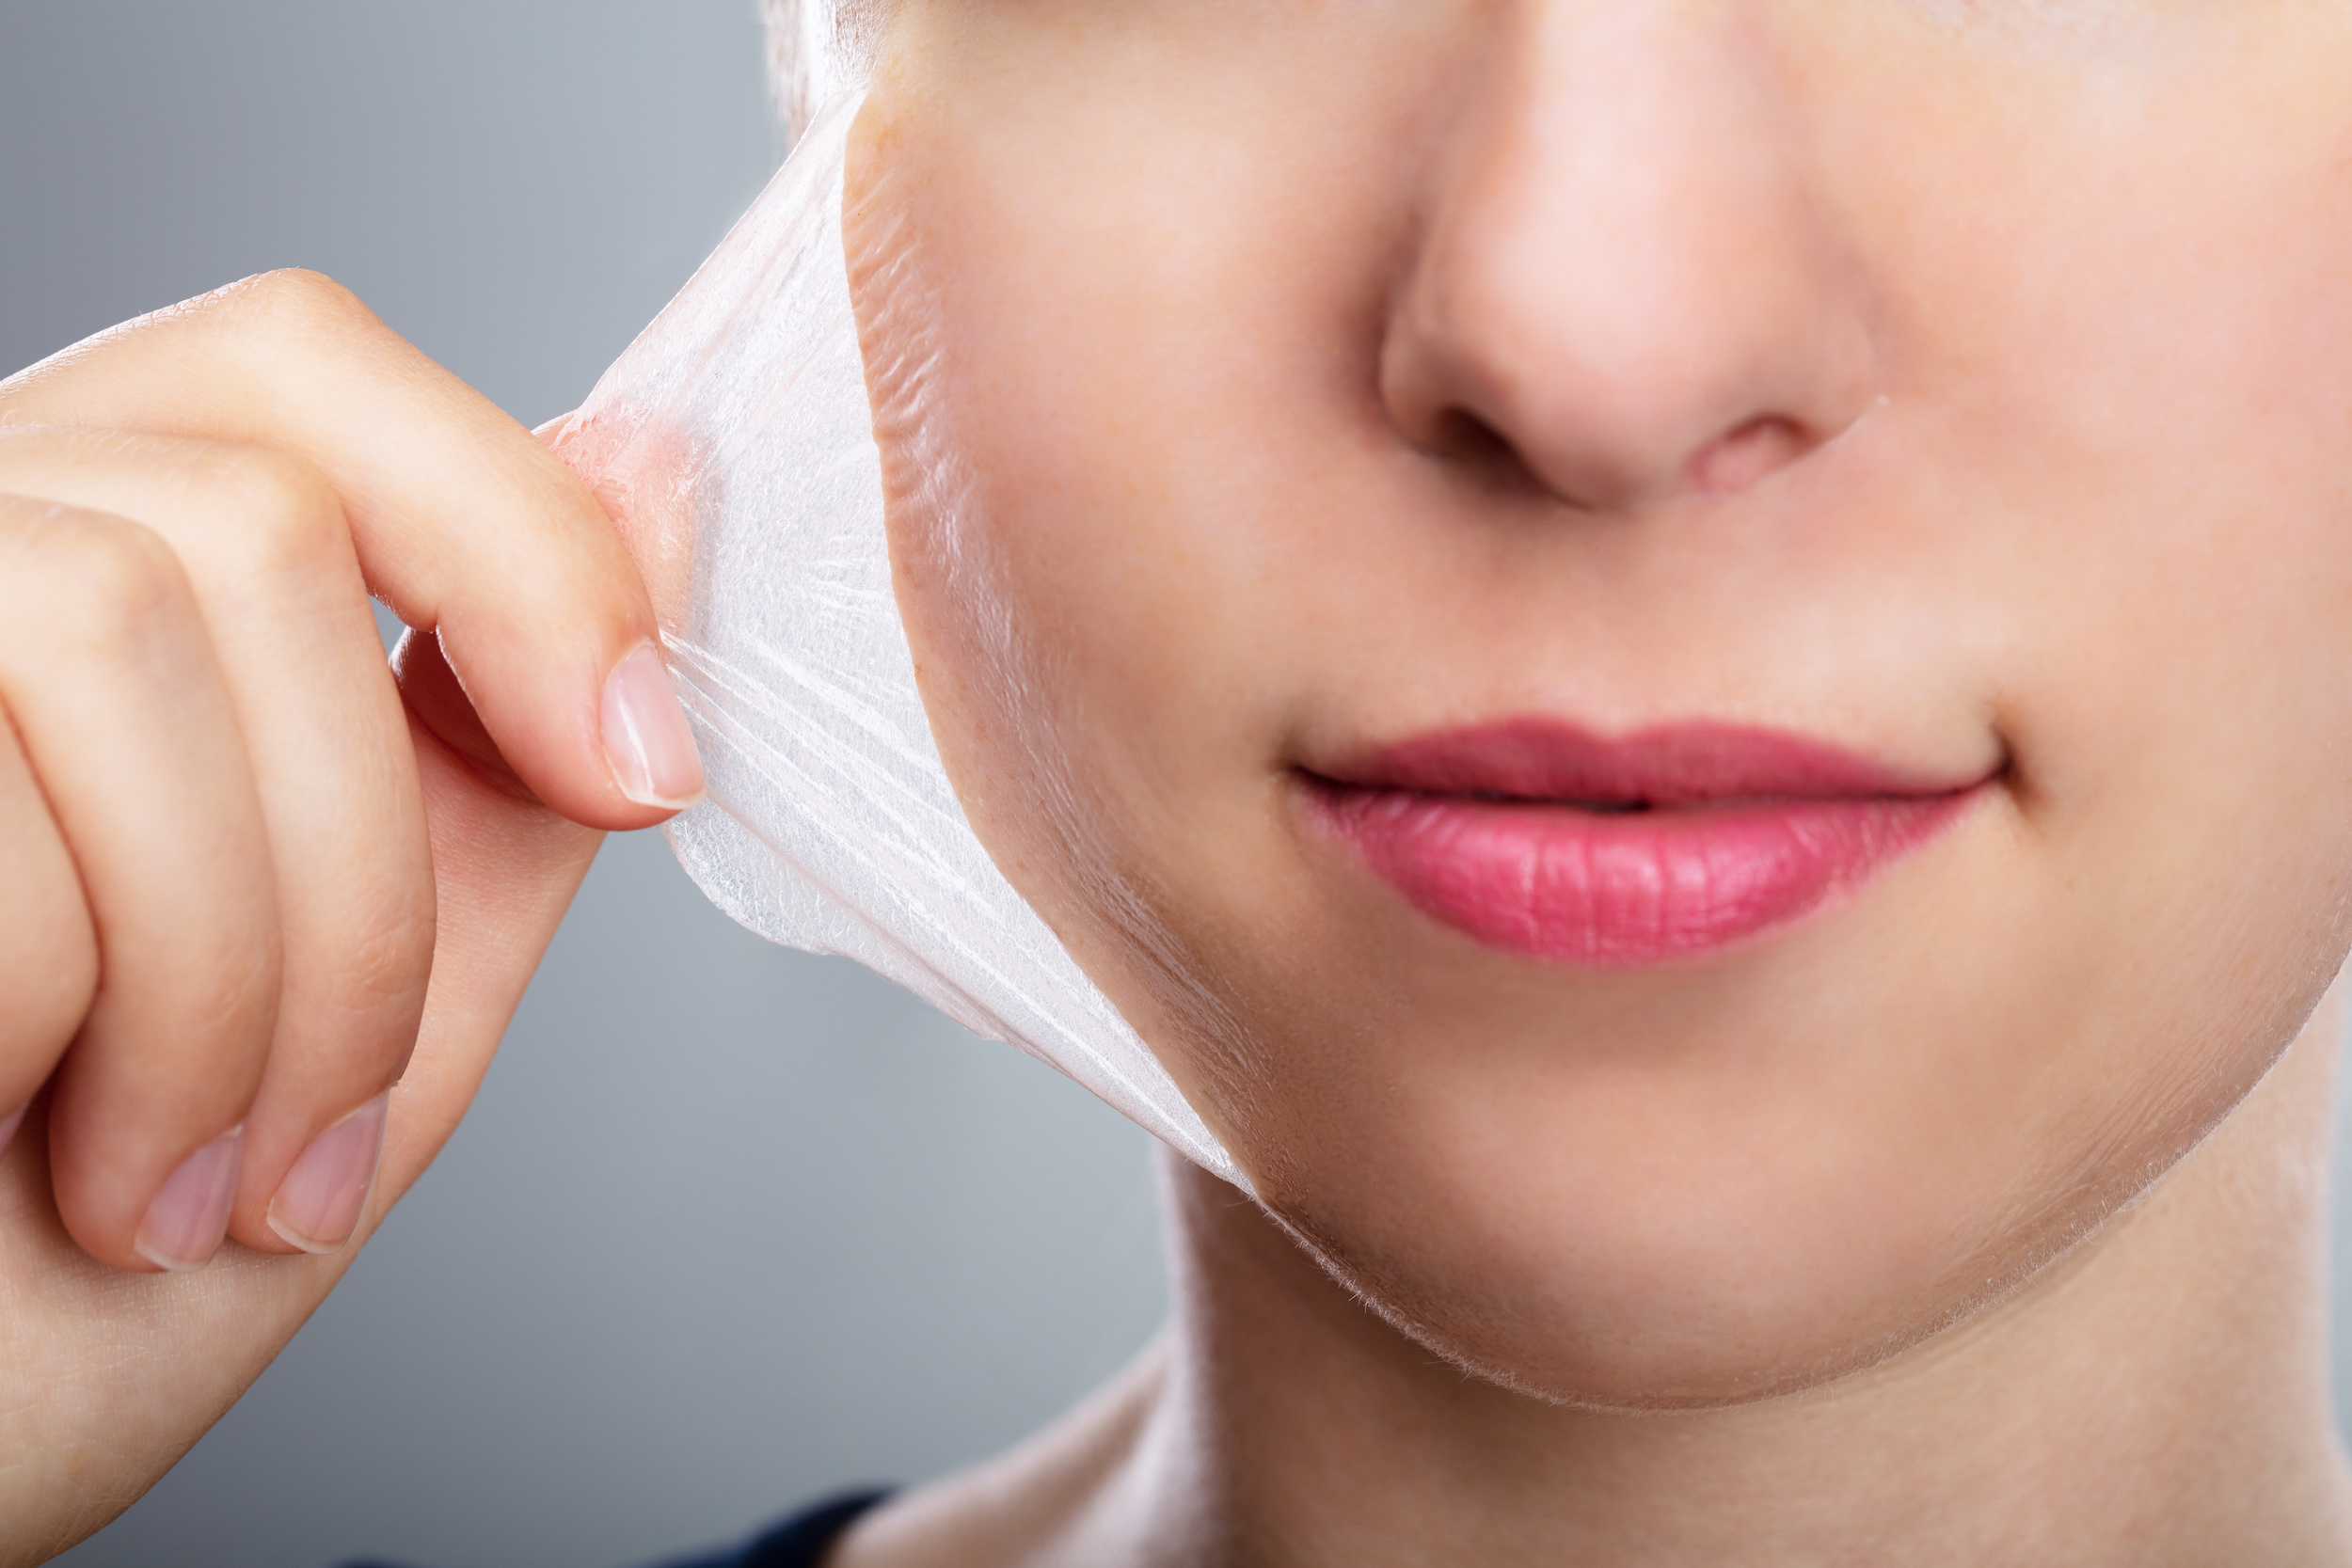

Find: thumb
[371,639,605,1208]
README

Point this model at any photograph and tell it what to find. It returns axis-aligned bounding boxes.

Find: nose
[1381,2,1879,514]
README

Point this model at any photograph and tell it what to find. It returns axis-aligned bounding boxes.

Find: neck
[842,991,2352,1568]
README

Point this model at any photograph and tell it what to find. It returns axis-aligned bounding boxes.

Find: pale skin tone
[0,276,702,1561]
[842,1039,2351,1565]
[837,0,2352,1560]
[8,1,2352,1564]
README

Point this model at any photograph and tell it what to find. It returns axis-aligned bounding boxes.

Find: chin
[1209,952,2251,1414]
[1261,1156,2101,1411]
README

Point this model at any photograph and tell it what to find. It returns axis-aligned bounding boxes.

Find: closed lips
[1305,721,1990,965]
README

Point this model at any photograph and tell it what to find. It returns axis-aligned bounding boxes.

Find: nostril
[1428,405,1518,467]
[1423,405,1555,499]
[1685,416,1805,496]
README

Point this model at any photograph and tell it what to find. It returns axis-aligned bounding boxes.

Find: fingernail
[266,1092,389,1255]
[135,1127,244,1272]
[0,1104,25,1157]
[600,641,705,809]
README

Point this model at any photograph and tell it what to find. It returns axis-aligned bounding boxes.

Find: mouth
[1302,720,1994,965]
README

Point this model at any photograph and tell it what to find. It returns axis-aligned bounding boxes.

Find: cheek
[847,18,1448,1092]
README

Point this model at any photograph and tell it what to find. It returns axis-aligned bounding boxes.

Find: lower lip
[1311,785,1975,965]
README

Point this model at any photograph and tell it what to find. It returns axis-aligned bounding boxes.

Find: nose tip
[1377,4,1878,515]
[1385,322,1866,514]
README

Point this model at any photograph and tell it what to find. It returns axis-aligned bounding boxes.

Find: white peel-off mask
[558,93,1247,1189]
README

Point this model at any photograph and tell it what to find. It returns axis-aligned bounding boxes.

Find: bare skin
[816,0,2352,1560]
[842,985,2352,1567]
[16,2,2352,1560]
[0,272,699,1563]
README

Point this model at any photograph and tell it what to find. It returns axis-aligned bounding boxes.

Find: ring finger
[0,491,280,1271]
[0,429,434,1257]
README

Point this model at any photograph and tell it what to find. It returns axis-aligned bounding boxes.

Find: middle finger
[0,426,435,1256]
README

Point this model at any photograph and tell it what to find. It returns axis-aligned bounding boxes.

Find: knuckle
[4,505,194,649]
[137,267,388,375]
[221,267,374,338]
[183,919,286,1059]
[327,895,437,1024]
[186,443,344,575]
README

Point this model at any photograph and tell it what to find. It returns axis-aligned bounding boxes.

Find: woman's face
[843,0,2352,1406]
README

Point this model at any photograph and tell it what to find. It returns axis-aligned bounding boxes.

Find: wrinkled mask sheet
[567,93,1247,1190]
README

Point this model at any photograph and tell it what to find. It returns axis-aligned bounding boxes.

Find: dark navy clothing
[650,1490,894,1568]
[340,1488,891,1568]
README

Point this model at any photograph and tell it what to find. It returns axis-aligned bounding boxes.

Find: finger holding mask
[19,0,2352,1561]
[0,272,699,1558]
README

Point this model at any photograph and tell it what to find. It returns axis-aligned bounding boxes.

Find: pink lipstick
[1307,721,1987,965]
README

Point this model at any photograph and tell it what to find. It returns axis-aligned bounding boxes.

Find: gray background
[8,4,2352,1565]
[5,6,1166,1565]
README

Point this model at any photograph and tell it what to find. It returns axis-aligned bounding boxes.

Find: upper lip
[1303,719,1996,808]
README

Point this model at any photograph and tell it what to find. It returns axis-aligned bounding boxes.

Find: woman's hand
[0,269,699,1564]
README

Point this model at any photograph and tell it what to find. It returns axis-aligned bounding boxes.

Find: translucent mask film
[560,93,1246,1190]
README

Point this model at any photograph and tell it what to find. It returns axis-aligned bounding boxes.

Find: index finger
[0,269,703,827]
